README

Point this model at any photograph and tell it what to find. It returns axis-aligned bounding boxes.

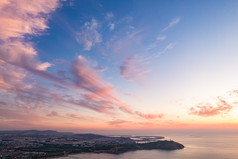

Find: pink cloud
[0,0,58,73]
[72,56,116,100]
[0,55,164,125]
[2,81,113,114]
[0,0,59,40]
[108,119,131,125]
[0,0,60,93]
[0,107,45,122]
[47,111,59,117]
[0,1,164,123]
[190,98,233,117]
[120,55,150,81]
[66,113,83,120]
[95,66,107,72]
[135,111,164,119]
[0,101,7,105]
[0,61,32,92]
[71,56,163,119]
[37,62,52,71]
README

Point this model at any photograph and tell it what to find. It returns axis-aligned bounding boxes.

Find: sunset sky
[1,0,238,132]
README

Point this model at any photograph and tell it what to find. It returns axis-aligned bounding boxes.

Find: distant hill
[0,130,106,139]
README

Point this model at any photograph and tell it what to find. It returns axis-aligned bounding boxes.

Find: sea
[56,130,238,159]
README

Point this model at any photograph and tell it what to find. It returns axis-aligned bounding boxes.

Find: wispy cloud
[151,42,176,58]
[105,12,114,20]
[0,0,60,93]
[109,23,115,31]
[120,55,150,81]
[111,18,177,82]
[156,35,167,41]
[120,42,175,81]
[108,119,131,126]
[0,62,31,92]
[46,111,59,117]
[105,13,115,31]
[0,107,45,122]
[66,113,83,120]
[106,119,185,129]
[71,56,163,118]
[0,2,167,128]
[76,18,102,51]
[190,98,233,117]
[72,56,115,100]
[1,47,163,119]
[135,111,164,119]
[0,0,60,40]
[165,43,176,50]
[95,66,107,72]
[108,30,143,55]
[162,17,181,32]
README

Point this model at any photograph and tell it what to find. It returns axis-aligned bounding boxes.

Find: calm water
[56,130,238,159]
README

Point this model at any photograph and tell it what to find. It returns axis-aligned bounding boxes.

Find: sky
[1,0,238,132]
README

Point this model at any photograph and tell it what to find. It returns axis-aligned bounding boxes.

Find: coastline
[42,140,184,159]
[0,130,184,159]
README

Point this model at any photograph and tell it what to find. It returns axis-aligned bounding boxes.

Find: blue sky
[1,0,238,130]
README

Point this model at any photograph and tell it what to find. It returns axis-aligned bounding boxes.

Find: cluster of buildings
[0,130,135,158]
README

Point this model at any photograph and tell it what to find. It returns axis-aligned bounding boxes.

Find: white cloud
[156,35,167,41]
[37,62,52,71]
[109,23,115,31]
[163,17,181,31]
[105,12,114,20]
[129,26,135,30]
[76,18,102,51]
[165,43,176,50]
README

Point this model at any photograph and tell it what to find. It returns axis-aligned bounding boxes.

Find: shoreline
[0,130,184,159]
[42,140,184,159]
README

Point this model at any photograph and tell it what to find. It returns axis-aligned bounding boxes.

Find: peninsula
[0,130,184,158]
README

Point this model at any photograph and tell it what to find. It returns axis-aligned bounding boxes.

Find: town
[0,130,184,158]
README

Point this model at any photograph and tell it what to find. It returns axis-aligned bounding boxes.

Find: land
[0,130,184,159]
